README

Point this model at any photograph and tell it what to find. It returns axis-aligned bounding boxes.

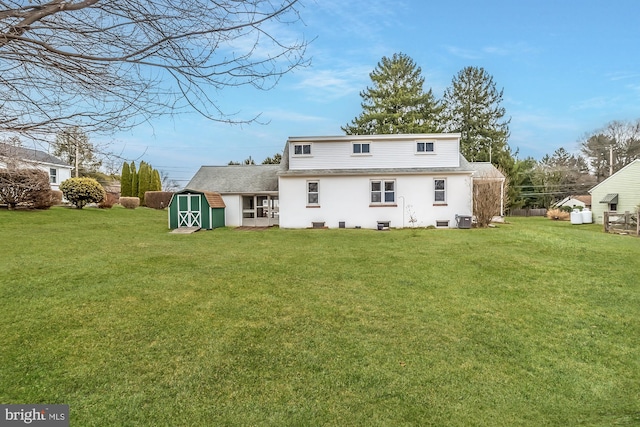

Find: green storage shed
[168,189,226,230]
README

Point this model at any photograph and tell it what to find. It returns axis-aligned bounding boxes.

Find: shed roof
[186,164,280,194]
[202,191,226,208]
[0,142,70,167]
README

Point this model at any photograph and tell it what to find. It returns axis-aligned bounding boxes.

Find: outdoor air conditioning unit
[456,215,472,229]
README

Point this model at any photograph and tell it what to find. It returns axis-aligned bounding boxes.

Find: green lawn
[0,207,638,426]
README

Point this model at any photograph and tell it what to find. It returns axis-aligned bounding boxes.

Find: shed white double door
[177,194,201,228]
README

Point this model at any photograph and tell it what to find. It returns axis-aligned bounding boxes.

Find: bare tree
[581,120,640,181]
[53,126,102,177]
[0,1,309,137]
[473,168,508,228]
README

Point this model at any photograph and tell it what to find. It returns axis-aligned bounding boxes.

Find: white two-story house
[278,133,479,229]
[186,133,502,229]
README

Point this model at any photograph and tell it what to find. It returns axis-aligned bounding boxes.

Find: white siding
[289,136,460,170]
[590,160,640,224]
[221,195,243,227]
[50,166,72,191]
[279,173,473,229]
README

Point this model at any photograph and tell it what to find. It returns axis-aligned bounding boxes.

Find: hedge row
[144,191,174,209]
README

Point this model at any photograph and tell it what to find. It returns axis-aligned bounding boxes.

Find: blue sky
[102,0,640,184]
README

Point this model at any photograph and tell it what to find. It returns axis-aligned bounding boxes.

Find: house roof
[286,133,462,143]
[574,195,592,205]
[186,164,281,194]
[0,143,70,167]
[279,154,477,176]
[553,195,592,207]
[469,162,505,179]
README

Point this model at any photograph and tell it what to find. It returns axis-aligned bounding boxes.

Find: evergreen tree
[138,161,150,204]
[130,161,138,200]
[342,53,443,135]
[262,153,282,164]
[442,66,511,168]
[152,169,162,191]
[509,157,538,209]
[120,162,131,197]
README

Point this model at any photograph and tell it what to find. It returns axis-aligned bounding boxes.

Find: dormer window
[416,141,435,153]
[352,142,370,155]
[293,143,311,156]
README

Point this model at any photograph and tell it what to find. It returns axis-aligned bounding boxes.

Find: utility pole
[609,145,613,177]
[75,134,79,178]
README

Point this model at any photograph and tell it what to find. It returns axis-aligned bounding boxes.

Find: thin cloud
[293,65,372,100]
[446,42,538,60]
[444,45,482,60]
[569,96,621,112]
[262,108,328,123]
[607,71,640,81]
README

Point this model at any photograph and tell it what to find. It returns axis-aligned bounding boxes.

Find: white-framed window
[352,142,371,155]
[293,143,311,156]
[416,141,435,153]
[434,178,446,203]
[49,168,57,184]
[371,180,395,204]
[307,181,319,205]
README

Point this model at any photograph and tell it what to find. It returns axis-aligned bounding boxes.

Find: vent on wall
[436,220,450,228]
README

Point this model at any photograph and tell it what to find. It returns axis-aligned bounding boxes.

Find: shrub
[144,191,173,209]
[50,190,63,206]
[60,177,106,209]
[0,168,51,210]
[119,197,140,209]
[546,209,570,221]
[98,192,118,209]
[32,189,55,210]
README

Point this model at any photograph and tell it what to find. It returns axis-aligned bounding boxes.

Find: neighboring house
[552,195,592,210]
[186,164,280,227]
[187,133,504,229]
[0,143,72,191]
[589,159,640,224]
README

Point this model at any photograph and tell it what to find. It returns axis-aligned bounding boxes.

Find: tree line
[513,119,640,209]
[344,52,640,210]
[120,161,162,205]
